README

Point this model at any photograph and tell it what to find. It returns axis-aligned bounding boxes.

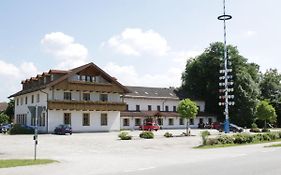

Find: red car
[139,122,160,131]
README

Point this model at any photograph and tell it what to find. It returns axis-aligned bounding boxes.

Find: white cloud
[172,50,201,68]
[103,62,181,87]
[0,60,39,101]
[41,32,89,69]
[105,28,170,56]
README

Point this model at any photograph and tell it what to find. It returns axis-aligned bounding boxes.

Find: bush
[139,131,154,139]
[233,133,253,144]
[250,128,261,133]
[9,124,34,135]
[217,135,234,144]
[251,123,258,129]
[164,132,173,138]
[262,133,271,141]
[262,128,270,132]
[267,132,279,140]
[201,131,211,145]
[278,132,281,139]
[253,134,264,142]
[118,132,132,140]
[206,138,219,145]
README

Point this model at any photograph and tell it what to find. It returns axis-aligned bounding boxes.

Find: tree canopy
[256,100,277,128]
[177,42,260,127]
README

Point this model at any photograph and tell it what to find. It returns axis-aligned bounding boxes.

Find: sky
[0,0,280,102]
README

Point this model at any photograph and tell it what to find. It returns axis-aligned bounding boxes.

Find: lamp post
[218,0,234,133]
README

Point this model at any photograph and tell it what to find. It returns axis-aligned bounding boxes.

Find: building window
[179,118,184,125]
[16,98,19,106]
[64,113,71,125]
[190,119,194,125]
[25,96,28,104]
[31,95,34,104]
[148,105,152,111]
[168,118,174,125]
[165,106,169,112]
[50,74,54,81]
[126,105,129,111]
[135,118,141,126]
[173,106,177,112]
[100,94,108,102]
[36,94,40,103]
[136,105,140,111]
[123,118,129,126]
[157,105,161,111]
[101,113,107,126]
[64,92,72,100]
[39,113,46,126]
[83,93,90,101]
[157,118,163,125]
[83,113,90,126]
[20,97,23,105]
[208,118,213,124]
[16,114,27,125]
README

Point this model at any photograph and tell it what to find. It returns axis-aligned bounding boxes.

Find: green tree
[0,112,9,124]
[177,42,260,127]
[4,99,14,123]
[177,98,198,136]
[256,100,277,128]
[260,69,281,127]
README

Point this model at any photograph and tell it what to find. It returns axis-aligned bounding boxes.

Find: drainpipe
[40,89,49,133]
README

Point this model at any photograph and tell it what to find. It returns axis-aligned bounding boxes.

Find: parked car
[1,124,12,134]
[54,124,72,135]
[139,122,160,131]
[217,123,244,133]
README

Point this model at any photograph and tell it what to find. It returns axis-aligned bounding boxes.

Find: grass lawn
[0,159,57,168]
[195,139,281,149]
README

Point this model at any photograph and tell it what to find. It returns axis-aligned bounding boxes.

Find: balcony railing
[48,100,126,111]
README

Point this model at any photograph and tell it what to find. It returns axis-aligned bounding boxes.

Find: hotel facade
[10,63,216,133]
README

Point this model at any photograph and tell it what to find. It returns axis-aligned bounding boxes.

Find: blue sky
[0,0,280,101]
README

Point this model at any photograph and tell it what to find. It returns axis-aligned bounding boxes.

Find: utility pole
[218,0,235,133]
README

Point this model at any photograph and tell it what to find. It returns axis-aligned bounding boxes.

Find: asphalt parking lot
[0,129,280,175]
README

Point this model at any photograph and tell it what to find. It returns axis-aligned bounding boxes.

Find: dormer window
[50,75,54,81]
[43,77,47,84]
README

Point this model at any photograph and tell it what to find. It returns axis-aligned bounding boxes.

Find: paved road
[104,148,281,175]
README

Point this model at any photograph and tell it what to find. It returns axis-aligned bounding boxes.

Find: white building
[10,63,129,133]
[10,63,216,133]
[121,86,216,130]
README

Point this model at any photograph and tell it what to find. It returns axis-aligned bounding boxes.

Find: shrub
[251,123,258,129]
[217,135,234,144]
[139,131,154,139]
[262,133,272,141]
[201,131,211,145]
[267,132,279,140]
[9,124,34,135]
[278,132,281,139]
[250,128,261,133]
[253,134,264,142]
[206,138,219,145]
[118,132,132,140]
[262,128,270,132]
[233,133,253,144]
[164,132,173,138]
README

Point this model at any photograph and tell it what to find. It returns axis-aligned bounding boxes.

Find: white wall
[123,97,205,112]
[48,110,120,133]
